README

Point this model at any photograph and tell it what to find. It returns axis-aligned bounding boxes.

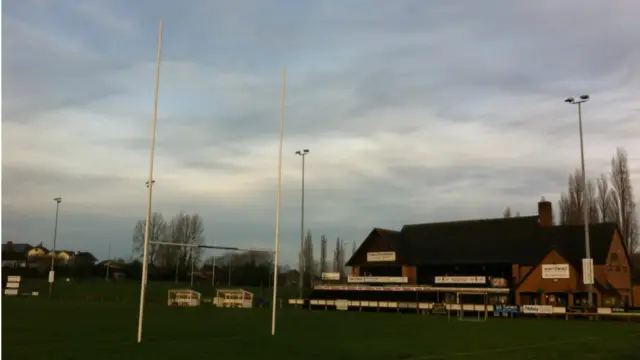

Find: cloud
[3,0,640,265]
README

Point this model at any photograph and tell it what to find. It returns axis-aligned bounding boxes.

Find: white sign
[582,258,594,285]
[542,264,569,279]
[335,299,348,311]
[321,272,340,281]
[48,271,55,283]
[367,251,396,262]
[434,276,486,284]
[522,305,553,314]
[347,276,408,284]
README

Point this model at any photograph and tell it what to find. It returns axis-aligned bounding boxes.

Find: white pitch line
[404,332,640,360]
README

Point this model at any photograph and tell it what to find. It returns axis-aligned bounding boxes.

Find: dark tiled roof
[533,224,617,267]
[359,216,617,267]
[33,245,50,252]
[1,243,33,253]
[375,228,403,252]
[401,216,542,265]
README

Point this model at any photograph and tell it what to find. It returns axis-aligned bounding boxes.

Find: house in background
[27,243,49,259]
[48,250,75,265]
[2,242,32,268]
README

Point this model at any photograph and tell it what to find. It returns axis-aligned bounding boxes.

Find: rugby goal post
[168,289,201,307]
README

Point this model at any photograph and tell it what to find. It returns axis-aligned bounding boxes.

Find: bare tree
[596,173,617,223]
[319,235,328,274]
[503,207,512,218]
[610,148,638,253]
[351,241,357,257]
[333,237,346,280]
[132,212,168,265]
[558,169,598,225]
[156,213,205,281]
[302,230,314,287]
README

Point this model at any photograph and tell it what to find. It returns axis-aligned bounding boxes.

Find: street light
[295,148,310,300]
[49,197,62,298]
[565,94,593,308]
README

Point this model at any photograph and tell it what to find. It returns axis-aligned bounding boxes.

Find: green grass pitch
[3,295,640,360]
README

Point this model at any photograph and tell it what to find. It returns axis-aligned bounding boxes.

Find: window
[615,266,621,272]
[622,266,628,273]
[610,253,619,262]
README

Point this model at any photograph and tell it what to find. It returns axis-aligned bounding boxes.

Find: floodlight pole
[137,19,163,344]
[190,247,195,287]
[295,148,310,300]
[565,95,593,308]
[49,197,62,299]
[105,243,111,281]
[211,253,216,287]
[271,66,286,336]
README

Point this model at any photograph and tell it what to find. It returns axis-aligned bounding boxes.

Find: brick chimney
[538,197,553,227]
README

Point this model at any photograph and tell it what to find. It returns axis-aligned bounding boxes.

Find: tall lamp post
[49,197,62,298]
[295,149,310,299]
[565,94,593,308]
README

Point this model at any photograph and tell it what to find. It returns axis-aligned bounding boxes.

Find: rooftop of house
[347,200,625,268]
[1,243,33,253]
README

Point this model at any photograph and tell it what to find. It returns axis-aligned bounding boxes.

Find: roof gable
[345,228,401,266]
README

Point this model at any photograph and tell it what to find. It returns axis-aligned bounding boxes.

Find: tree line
[504,147,638,254]
[300,230,355,287]
[129,212,353,287]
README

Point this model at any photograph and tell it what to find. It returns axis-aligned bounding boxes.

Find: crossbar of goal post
[149,241,275,253]
[138,241,277,339]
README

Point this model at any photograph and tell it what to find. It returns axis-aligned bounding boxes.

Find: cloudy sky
[3,0,639,265]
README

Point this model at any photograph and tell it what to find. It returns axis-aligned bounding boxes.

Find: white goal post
[168,289,201,307]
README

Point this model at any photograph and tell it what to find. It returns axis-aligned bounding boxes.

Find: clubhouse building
[338,199,636,308]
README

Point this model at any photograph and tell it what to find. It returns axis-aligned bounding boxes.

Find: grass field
[3,296,640,360]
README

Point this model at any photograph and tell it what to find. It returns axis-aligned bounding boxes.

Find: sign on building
[321,272,340,281]
[490,277,508,288]
[366,251,396,262]
[521,305,553,314]
[434,276,486,285]
[541,264,569,279]
[347,276,408,284]
[582,258,594,285]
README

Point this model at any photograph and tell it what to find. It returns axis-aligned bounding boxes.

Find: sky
[2,0,639,266]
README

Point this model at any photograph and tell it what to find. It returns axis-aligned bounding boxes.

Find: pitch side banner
[347,276,408,284]
[521,305,553,314]
[493,304,519,316]
[434,276,486,284]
